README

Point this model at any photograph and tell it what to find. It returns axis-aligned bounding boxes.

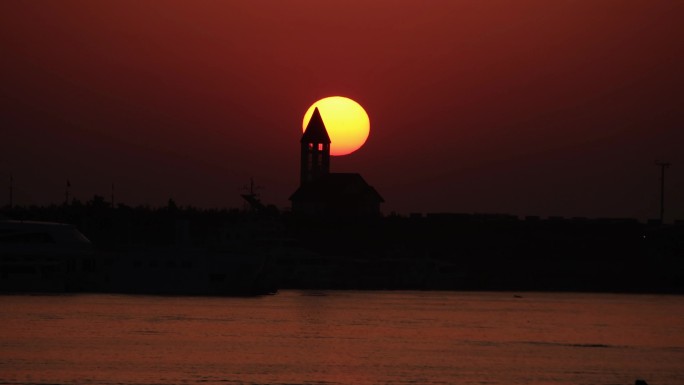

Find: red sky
[2,0,683,220]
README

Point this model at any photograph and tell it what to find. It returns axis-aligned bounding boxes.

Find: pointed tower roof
[301,107,331,143]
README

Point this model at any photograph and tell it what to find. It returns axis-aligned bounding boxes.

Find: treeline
[0,195,270,249]
[2,197,683,293]
[3,197,683,260]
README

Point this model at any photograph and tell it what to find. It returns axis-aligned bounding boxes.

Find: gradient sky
[2,0,683,220]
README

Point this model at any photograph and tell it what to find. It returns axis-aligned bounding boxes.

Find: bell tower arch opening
[300,107,331,185]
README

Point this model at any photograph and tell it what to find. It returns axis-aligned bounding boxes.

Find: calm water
[1,291,683,385]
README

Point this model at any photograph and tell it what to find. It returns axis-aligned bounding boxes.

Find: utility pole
[65,179,71,205]
[655,161,670,223]
[111,183,115,209]
[8,174,13,208]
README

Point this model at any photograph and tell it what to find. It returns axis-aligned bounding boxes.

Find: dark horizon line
[1,199,682,225]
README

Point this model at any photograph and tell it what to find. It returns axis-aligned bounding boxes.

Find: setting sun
[302,96,370,156]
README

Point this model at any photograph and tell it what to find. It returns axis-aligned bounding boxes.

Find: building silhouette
[289,107,383,217]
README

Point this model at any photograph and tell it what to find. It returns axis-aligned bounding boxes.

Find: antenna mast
[240,178,265,212]
[655,161,670,223]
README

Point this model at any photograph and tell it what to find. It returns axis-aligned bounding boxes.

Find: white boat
[0,220,98,292]
[0,220,276,295]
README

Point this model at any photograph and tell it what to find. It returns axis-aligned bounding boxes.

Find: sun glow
[302,96,370,156]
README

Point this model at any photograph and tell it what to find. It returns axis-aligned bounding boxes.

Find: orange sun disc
[302,96,370,156]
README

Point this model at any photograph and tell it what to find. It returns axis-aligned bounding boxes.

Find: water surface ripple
[1,291,683,385]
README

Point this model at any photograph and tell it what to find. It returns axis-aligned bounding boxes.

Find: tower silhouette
[290,106,383,217]
[300,107,331,185]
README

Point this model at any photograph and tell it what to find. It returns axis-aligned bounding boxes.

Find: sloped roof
[289,173,384,203]
[301,107,331,144]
